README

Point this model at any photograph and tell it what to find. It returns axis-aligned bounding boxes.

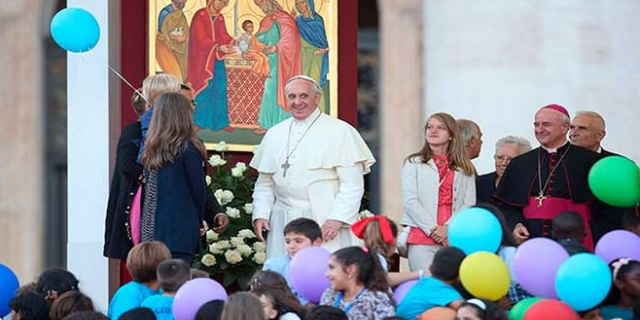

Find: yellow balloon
[459,251,510,301]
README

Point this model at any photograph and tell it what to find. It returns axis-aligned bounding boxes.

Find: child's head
[60,311,109,320]
[157,259,191,293]
[195,300,225,320]
[191,268,210,279]
[327,246,389,293]
[249,271,297,303]
[552,211,585,242]
[35,268,79,303]
[622,209,640,236]
[603,258,640,306]
[126,241,171,283]
[305,306,348,320]
[352,216,398,259]
[142,73,181,110]
[252,288,305,320]
[221,292,266,320]
[456,299,506,320]
[473,204,516,247]
[49,291,94,320]
[241,20,254,33]
[142,92,205,170]
[9,289,49,320]
[283,218,322,257]
[119,307,157,320]
[430,247,466,282]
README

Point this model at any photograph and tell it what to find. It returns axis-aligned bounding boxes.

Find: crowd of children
[8,209,640,320]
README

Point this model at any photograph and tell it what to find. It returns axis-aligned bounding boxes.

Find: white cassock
[250,108,376,259]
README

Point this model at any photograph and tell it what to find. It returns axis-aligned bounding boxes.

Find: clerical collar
[596,146,603,153]
[292,108,321,127]
[541,141,569,153]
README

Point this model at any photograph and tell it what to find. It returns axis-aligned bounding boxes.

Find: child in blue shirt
[396,246,466,320]
[262,218,323,304]
[142,259,191,320]
[108,241,171,320]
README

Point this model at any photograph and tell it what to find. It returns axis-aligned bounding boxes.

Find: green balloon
[588,156,640,207]
[509,297,542,320]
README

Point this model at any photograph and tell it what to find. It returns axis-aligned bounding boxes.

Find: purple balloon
[513,238,569,298]
[173,278,227,320]
[289,247,331,303]
[595,230,640,263]
[393,280,418,304]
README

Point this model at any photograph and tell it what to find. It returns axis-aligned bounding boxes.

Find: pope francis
[250,75,376,259]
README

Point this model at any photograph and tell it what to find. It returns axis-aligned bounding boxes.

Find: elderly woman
[476,136,531,204]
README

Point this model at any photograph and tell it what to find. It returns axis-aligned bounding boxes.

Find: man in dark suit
[569,110,630,241]
[476,136,531,204]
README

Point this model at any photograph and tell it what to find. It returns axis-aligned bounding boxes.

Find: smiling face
[285,79,321,120]
[569,115,605,151]
[534,108,569,148]
[258,294,278,320]
[426,116,452,149]
[325,256,352,291]
[619,265,640,298]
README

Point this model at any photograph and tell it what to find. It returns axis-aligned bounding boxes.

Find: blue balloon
[555,253,612,311]
[0,264,19,317]
[447,207,502,255]
[50,8,100,52]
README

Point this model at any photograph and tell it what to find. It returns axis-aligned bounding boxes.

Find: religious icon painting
[148,0,339,151]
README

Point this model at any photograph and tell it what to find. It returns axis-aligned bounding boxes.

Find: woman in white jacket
[401,112,476,272]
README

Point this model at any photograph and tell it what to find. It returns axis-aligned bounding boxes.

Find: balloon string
[107,65,149,105]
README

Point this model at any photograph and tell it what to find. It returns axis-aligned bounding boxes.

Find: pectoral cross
[281,160,291,178]
[535,192,547,207]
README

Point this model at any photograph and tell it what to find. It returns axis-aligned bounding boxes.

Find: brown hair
[126,241,171,283]
[405,112,476,176]
[49,291,94,320]
[363,218,398,260]
[221,292,266,320]
[141,93,206,170]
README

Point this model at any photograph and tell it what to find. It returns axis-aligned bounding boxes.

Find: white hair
[575,110,606,130]
[456,119,481,144]
[284,75,322,94]
[495,136,532,154]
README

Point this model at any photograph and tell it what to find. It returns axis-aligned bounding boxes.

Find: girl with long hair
[249,271,307,318]
[140,92,207,262]
[400,112,476,272]
[320,246,395,320]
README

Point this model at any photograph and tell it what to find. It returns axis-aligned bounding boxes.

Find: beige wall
[0,0,46,282]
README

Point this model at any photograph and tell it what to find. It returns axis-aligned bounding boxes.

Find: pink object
[540,104,570,118]
[129,185,142,244]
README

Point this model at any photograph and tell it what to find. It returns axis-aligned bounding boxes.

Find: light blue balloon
[447,207,503,255]
[0,264,19,317]
[555,253,612,311]
[50,8,100,52]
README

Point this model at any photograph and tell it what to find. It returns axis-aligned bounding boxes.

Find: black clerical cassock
[494,142,602,250]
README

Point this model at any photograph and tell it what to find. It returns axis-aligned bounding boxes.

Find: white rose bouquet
[193,143,264,290]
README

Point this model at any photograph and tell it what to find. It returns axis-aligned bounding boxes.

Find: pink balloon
[173,278,227,320]
[595,230,640,263]
[393,280,418,304]
[513,238,569,298]
[289,247,331,303]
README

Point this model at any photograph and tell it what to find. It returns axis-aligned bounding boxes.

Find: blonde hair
[141,93,206,170]
[126,241,171,283]
[406,112,476,176]
[222,292,266,320]
[142,73,181,108]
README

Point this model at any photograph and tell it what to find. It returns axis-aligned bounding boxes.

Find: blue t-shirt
[108,281,160,320]
[142,295,175,320]
[396,277,462,320]
[600,305,633,320]
[263,255,308,304]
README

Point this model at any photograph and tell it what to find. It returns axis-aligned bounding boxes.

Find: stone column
[0,1,46,283]
[378,0,425,222]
